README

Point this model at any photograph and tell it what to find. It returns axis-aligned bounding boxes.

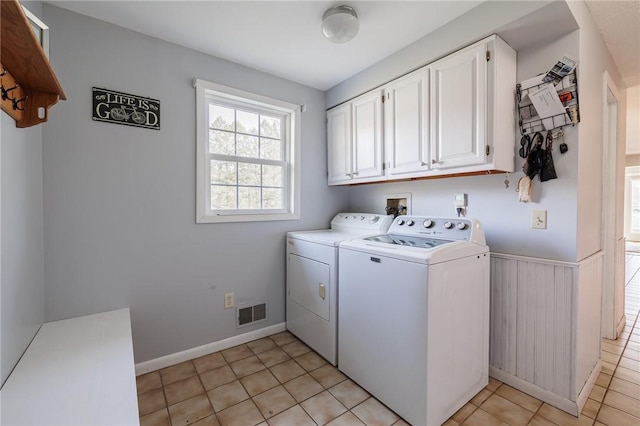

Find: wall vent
[236,302,267,328]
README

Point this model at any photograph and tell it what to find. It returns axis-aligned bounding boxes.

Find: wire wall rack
[516,69,580,135]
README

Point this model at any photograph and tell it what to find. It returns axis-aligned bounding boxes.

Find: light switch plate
[531,210,547,229]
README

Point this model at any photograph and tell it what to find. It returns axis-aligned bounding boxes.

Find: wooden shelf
[1,0,66,127]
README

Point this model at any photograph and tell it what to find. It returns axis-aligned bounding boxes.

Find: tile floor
[137,253,640,426]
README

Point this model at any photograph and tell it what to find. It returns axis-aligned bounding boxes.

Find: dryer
[286,213,393,365]
[338,215,490,426]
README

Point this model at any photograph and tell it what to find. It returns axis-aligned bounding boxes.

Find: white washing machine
[286,213,393,365]
[338,215,490,426]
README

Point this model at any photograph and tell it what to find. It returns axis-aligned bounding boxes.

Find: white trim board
[135,322,286,375]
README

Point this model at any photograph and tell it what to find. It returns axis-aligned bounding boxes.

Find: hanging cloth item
[517,176,532,202]
[539,130,558,182]
[523,132,544,179]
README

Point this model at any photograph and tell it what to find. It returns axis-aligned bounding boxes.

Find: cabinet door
[385,67,430,177]
[352,90,384,179]
[430,42,487,169]
[327,103,353,184]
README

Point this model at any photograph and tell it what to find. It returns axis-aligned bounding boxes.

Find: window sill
[196,212,300,224]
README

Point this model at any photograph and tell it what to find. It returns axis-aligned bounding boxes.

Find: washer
[338,215,490,426]
[286,213,393,365]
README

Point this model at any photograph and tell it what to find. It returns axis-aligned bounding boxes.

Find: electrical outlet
[531,210,547,229]
[224,292,234,309]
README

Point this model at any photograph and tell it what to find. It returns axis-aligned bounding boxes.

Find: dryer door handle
[319,283,326,299]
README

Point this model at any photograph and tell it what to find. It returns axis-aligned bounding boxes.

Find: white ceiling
[46,1,640,91]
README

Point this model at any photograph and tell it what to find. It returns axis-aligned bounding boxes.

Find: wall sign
[92,87,160,130]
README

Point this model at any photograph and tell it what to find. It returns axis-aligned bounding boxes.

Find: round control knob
[396,219,405,225]
[423,219,434,228]
[406,220,415,226]
[443,221,454,229]
[360,216,365,220]
[456,222,467,230]
[369,216,379,224]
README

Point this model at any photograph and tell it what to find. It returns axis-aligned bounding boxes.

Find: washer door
[288,254,330,321]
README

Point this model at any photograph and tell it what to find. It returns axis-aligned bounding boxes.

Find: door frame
[601,70,624,339]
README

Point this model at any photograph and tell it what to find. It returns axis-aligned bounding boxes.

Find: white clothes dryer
[286,213,393,365]
[338,215,490,426]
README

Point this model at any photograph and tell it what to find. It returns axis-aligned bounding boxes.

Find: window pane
[209,130,235,155]
[262,188,283,209]
[261,138,282,160]
[238,187,260,209]
[211,185,237,209]
[237,110,259,135]
[210,105,235,131]
[211,160,237,185]
[237,135,259,158]
[262,165,283,187]
[238,162,260,186]
[260,116,281,139]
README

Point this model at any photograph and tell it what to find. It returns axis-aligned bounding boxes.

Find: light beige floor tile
[240,369,279,396]
[441,419,460,426]
[215,399,264,426]
[486,377,503,392]
[270,332,298,347]
[160,361,196,385]
[527,415,557,426]
[470,389,492,407]
[589,384,607,403]
[140,408,170,426]
[392,419,411,426]
[618,356,640,373]
[351,397,399,426]
[309,365,347,389]
[325,411,366,426]
[623,347,640,361]
[256,347,290,368]
[596,404,640,426]
[283,373,324,402]
[596,372,613,388]
[252,385,296,419]
[601,361,617,376]
[267,404,316,426]
[609,377,640,399]
[480,394,534,425]
[193,352,227,374]
[601,350,621,366]
[207,380,249,412]
[247,337,276,355]
[200,365,237,390]
[137,371,162,394]
[603,390,640,418]
[164,375,205,405]
[452,402,477,424]
[229,355,266,378]
[537,403,595,425]
[168,394,214,425]
[602,341,624,355]
[614,366,640,385]
[269,359,306,383]
[461,408,507,426]
[603,338,626,347]
[281,340,311,357]
[221,345,254,363]
[328,379,370,409]
[629,334,640,344]
[626,341,640,353]
[295,351,328,372]
[192,415,220,426]
[301,390,348,425]
[495,384,542,413]
[581,398,600,419]
[138,388,166,416]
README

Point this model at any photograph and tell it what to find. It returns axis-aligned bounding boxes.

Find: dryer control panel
[389,216,485,245]
[331,213,393,233]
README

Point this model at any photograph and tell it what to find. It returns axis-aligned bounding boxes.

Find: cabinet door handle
[345,173,353,177]
[432,159,442,164]
[353,171,359,176]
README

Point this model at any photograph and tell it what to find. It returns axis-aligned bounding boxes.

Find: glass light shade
[321,5,359,43]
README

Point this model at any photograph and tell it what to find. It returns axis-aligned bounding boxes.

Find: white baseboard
[576,361,602,415]
[135,322,286,376]
[616,314,627,338]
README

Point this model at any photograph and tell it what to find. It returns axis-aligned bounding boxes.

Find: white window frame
[195,79,301,223]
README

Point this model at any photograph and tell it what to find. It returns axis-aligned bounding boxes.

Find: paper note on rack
[543,54,579,85]
[528,83,567,130]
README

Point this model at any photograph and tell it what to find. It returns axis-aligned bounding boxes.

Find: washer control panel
[388,215,477,242]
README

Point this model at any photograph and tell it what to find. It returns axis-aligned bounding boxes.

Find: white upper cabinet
[384,67,430,178]
[352,90,384,180]
[430,42,487,169]
[327,103,352,184]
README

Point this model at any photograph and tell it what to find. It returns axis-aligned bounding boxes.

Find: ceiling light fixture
[321,5,359,43]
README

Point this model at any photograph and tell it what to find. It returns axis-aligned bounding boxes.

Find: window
[195,79,300,223]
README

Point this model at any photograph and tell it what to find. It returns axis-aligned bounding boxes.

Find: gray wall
[326,2,587,262]
[1,0,46,387]
[41,5,347,363]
